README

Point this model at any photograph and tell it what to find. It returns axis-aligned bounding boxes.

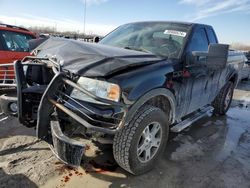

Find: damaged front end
[15,57,127,167]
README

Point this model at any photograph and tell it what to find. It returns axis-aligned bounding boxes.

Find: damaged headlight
[70,77,121,103]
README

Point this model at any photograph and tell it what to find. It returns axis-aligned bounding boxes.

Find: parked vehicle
[241,52,250,80]
[15,22,245,175]
[245,51,250,60]
[0,24,37,114]
[0,24,37,84]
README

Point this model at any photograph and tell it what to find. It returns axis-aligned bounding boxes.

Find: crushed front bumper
[15,58,127,166]
[50,119,85,166]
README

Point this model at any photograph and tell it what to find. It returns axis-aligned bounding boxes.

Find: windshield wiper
[124,46,152,54]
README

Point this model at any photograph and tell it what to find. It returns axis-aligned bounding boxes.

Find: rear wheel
[113,105,169,175]
[212,81,234,115]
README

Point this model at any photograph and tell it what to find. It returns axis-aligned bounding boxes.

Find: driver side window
[188,28,209,52]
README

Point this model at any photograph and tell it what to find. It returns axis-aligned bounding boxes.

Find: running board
[171,106,214,132]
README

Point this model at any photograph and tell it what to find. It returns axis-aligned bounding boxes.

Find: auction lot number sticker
[164,30,187,37]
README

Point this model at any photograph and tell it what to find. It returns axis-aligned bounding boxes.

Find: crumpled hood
[34,37,164,77]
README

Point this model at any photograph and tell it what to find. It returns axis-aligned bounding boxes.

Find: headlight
[70,77,121,103]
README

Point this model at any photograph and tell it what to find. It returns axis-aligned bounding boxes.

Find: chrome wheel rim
[224,88,232,109]
[137,122,162,163]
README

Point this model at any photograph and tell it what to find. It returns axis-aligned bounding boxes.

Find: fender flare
[125,88,176,124]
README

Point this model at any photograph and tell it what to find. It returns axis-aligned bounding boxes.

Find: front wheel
[113,105,169,175]
[212,81,234,115]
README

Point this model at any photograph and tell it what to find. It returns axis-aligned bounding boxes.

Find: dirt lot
[0,80,250,188]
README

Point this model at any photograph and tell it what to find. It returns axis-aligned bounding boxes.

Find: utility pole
[83,0,87,35]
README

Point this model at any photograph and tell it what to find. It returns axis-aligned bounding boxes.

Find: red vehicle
[0,24,37,114]
[0,24,37,84]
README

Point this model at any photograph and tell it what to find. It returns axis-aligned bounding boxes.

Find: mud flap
[50,119,85,167]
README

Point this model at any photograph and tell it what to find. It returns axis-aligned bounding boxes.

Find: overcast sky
[0,0,249,44]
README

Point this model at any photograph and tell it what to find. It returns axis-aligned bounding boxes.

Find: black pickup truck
[14,22,245,175]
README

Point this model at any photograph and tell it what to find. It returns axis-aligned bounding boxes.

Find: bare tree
[230,43,250,51]
[25,25,100,40]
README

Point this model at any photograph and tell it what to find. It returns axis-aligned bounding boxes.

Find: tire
[113,105,169,175]
[0,94,18,116]
[212,81,234,115]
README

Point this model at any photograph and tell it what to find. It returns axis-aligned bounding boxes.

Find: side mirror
[187,44,229,70]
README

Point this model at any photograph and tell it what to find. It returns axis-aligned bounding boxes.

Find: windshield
[100,22,191,58]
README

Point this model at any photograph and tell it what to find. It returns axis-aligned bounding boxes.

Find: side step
[171,106,214,133]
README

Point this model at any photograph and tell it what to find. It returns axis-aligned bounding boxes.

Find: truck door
[203,27,223,103]
[184,27,212,114]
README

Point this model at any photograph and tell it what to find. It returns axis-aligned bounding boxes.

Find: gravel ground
[0,80,250,188]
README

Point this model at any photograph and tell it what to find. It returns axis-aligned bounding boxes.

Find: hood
[35,37,165,77]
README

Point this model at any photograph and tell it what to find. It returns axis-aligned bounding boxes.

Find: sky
[0,0,249,44]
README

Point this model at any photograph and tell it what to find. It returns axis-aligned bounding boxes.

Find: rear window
[206,28,217,44]
[0,30,35,52]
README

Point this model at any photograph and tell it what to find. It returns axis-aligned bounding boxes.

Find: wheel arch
[125,88,176,125]
[228,72,239,87]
